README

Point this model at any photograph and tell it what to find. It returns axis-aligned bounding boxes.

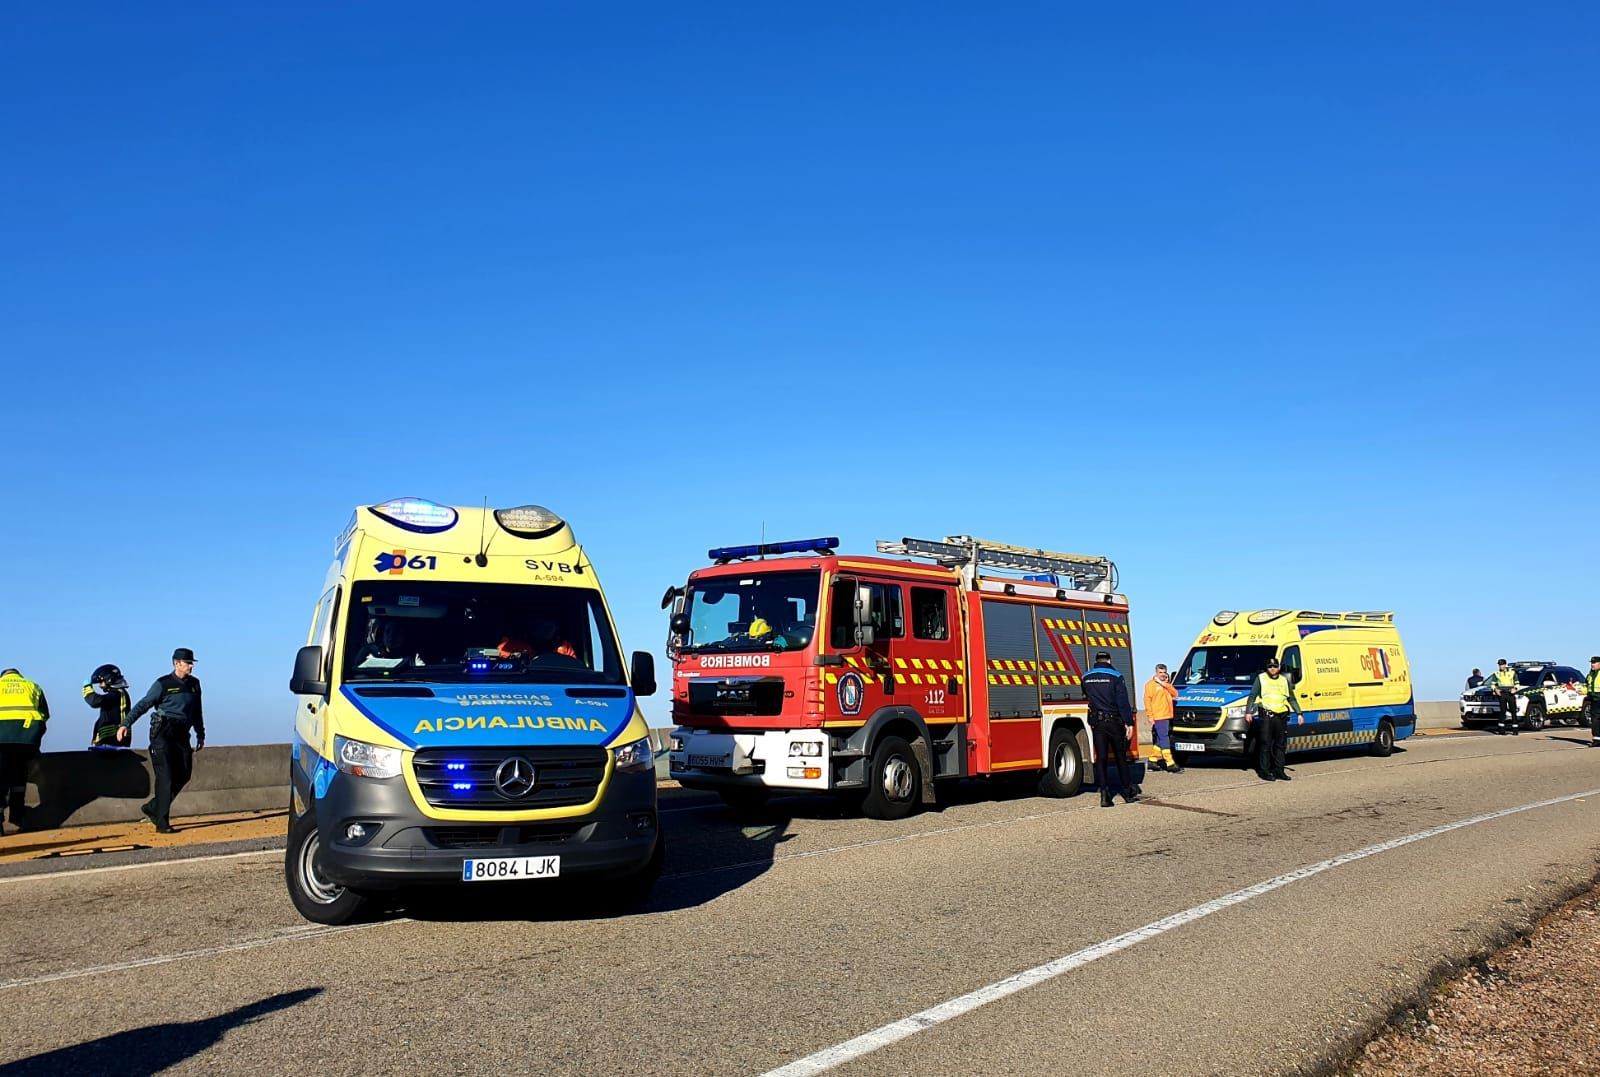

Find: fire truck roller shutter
[1081,607,1136,713]
[1036,612,1086,704]
[982,599,1043,719]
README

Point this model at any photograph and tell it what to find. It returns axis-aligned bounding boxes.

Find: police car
[1459,661,1587,729]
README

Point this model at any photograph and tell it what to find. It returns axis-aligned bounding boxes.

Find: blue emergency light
[466,658,493,675]
[369,497,459,534]
[451,782,473,792]
[1023,573,1061,586]
[709,537,839,563]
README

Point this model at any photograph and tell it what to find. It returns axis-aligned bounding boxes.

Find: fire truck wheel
[1037,726,1084,797]
[716,788,770,817]
[861,736,921,820]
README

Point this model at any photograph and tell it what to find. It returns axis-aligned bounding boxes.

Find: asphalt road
[4,730,1600,1076]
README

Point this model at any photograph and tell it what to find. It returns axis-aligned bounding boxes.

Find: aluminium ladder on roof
[875,535,1117,592]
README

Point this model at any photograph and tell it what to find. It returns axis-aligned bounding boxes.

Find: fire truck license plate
[1174,741,1206,752]
[462,856,561,882]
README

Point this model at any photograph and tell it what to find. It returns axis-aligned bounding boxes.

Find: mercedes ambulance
[1168,609,1416,761]
[285,498,661,924]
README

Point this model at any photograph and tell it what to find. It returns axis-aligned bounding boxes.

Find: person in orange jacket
[1143,663,1182,773]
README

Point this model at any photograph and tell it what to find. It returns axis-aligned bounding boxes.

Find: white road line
[0,849,277,886]
[759,784,1600,1077]
[0,921,391,991]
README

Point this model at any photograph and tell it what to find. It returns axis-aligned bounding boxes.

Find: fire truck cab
[665,535,1136,819]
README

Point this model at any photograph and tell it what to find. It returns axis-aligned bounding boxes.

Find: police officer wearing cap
[1586,656,1600,748]
[118,648,205,833]
[1083,651,1140,807]
[1491,658,1520,736]
[1247,656,1301,781]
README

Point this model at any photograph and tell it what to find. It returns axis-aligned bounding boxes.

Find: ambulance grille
[412,747,608,811]
[1174,706,1220,727]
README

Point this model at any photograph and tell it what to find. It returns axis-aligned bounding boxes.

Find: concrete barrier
[21,744,289,829]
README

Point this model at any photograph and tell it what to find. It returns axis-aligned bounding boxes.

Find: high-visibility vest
[0,672,48,744]
[1493,668,1517,689]
[1587,670,1600,697]
[1257,673,1292,713]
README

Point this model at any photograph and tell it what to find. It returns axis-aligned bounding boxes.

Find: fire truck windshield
[1174,646,1278,686]
[680,570,820,653]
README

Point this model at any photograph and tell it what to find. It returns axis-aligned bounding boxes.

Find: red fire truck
[664,535,1136,818]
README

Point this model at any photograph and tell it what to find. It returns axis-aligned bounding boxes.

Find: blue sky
[3,4,1594,744]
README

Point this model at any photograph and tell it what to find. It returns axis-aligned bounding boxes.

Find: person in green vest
[1586,656,1600,748]
[1491,658,1521,736]
[1246,656,1301,782]
[0,668,50,832]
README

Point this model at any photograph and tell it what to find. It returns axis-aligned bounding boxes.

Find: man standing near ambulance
[118,648,205,833]
[1247,656,1301,781]
[1143,663,1182,773]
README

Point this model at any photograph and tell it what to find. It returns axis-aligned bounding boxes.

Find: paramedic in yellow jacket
[1143,664,1182,773]
[0,669,49,831]
[1246,656,1301,782]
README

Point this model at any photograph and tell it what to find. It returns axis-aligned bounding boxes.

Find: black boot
[1100,788,1114,808]
[1150,759,1167,772]
[1169,765,1185,774]
[1274,771,1291,782]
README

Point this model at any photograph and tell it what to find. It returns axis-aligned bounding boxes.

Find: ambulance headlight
[613,737,654,772]
[334,736,403,780]
[1223,704,1248,720]
[789,742,822,757]
[494,505,566,539]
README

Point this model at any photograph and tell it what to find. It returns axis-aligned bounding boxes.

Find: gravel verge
[1345,875,1600,1075]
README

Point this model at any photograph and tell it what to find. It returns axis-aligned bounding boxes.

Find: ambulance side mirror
[290,645,328,697]
[631,651,657,696]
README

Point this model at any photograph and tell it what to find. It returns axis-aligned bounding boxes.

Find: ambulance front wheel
[286,812,369,925]
[1038,726,1085,798]
[861,736,921,820]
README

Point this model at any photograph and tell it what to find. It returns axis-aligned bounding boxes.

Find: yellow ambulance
[1168,609,1415,762]
[285,498,661,924]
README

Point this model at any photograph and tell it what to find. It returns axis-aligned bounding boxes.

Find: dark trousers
[1496,689,1519,733]
[1091,719,1135,793]
[148,726,195,825]
[1257,711,1289,777]
[1590,698,1600,741]
[0,744,38,824]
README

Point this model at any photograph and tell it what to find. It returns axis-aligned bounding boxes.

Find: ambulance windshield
[342,581,623,684]
[1174,646,1278,686]
[680,570,820,654]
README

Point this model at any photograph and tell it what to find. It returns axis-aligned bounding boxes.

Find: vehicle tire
[716,788,770,816]
[285,811,368,925]
[861,735,921,820]
[1524,701,1546,732]
[1370,719,1396,757]
[1038,725,1085,798]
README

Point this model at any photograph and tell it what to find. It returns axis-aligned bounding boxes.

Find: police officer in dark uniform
[82,664,131,747]
[1083,651,1140,807]
[1586,656,1600,748]
[117,648,205,833]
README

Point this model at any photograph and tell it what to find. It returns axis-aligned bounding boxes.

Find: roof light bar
[494,504,566,539]
[370,498,458,534]
[708,537,839,563]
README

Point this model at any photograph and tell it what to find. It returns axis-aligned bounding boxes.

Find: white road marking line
[759,784,1600,1077]
[0,921,392,991]
[0,849,277,886]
